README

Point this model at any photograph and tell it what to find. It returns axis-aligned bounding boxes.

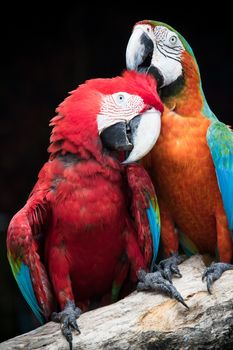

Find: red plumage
[7,71,161,320]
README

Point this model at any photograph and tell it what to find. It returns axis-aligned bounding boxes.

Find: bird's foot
[137,269,188,308]
[51,300,82,350]
[202,262,233,294]
[153,253,185,283]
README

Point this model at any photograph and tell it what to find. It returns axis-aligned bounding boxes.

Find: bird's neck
[48,116,100,160]
[48,122,122,174]
[161,51,206,118]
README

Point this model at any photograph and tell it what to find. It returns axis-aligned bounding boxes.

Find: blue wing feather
[8,256,45,324]
[207,121,233,237]
[17,264,45,324]
[146,199,160,270]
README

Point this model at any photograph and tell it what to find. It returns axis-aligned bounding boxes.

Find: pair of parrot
[7,19,233,348]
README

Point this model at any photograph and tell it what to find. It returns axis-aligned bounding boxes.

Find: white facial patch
[154,26,168,41]
[151,26,185,87]
[97,92,144,134]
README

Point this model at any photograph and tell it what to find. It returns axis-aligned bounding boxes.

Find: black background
[0,4,232,342]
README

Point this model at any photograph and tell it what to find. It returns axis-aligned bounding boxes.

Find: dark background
[0,4,232,342]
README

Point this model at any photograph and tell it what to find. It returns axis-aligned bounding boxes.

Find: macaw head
[49,71,163,164]
[126,20,199,89]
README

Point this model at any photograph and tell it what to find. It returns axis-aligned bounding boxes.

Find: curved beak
[100,107,161,164]
[126,26,154,72]
[123,107,161,164]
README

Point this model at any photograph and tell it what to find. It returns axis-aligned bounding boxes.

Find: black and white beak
[99,107,161,164]
[126,25,154,74]
[126,25,165,87]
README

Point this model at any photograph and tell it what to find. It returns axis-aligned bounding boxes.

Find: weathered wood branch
[1,255,233,349]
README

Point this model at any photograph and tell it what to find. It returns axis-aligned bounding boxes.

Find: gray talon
[202,262,233,294]
[51,300,82,349]
[153,253,185,283]
[137,268,188,308]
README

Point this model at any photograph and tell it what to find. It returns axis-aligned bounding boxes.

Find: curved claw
[170,264,182,277]
[137,270,188,308]
[206,277,214,295]
[69,317,80,333]
[154,277,188,309]
[61,319,74,350]
[162,266,176,283]
[167,283,189,309]
[202,262,233,294]
[51,301,82,350]
[154,253,184,283]
[202,265,217,294]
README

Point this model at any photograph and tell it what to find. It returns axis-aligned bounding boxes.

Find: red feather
[7,71,161,318]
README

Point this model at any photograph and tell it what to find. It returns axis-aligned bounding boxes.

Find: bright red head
[49,70,163,164]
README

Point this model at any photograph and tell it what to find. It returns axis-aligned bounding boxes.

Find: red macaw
[7,71,186,348]
[126,20,233,291]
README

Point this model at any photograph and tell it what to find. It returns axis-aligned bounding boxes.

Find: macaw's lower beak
[100,108,161,164]
[100,122,133,152]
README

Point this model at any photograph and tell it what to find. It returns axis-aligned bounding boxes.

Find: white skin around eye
[151,26,184,87]
[97,93,144,134]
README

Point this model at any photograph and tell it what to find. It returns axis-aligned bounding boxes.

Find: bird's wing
[207,121,233,236]
[7,178,54,324]
[126,163,160,269]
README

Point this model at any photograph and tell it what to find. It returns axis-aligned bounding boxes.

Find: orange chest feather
[143,111,221,238]
[148,110,213,176]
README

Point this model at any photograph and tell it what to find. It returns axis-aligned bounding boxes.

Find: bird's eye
[113,93,128,106]
[117,94,125,103]
[112,92,131,106]
[169,35,177,45]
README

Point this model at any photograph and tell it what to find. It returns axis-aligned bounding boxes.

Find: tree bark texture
[1,255,233,349]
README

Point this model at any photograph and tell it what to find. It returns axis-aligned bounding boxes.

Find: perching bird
[7,71,187,348]
[126,20,233,291]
